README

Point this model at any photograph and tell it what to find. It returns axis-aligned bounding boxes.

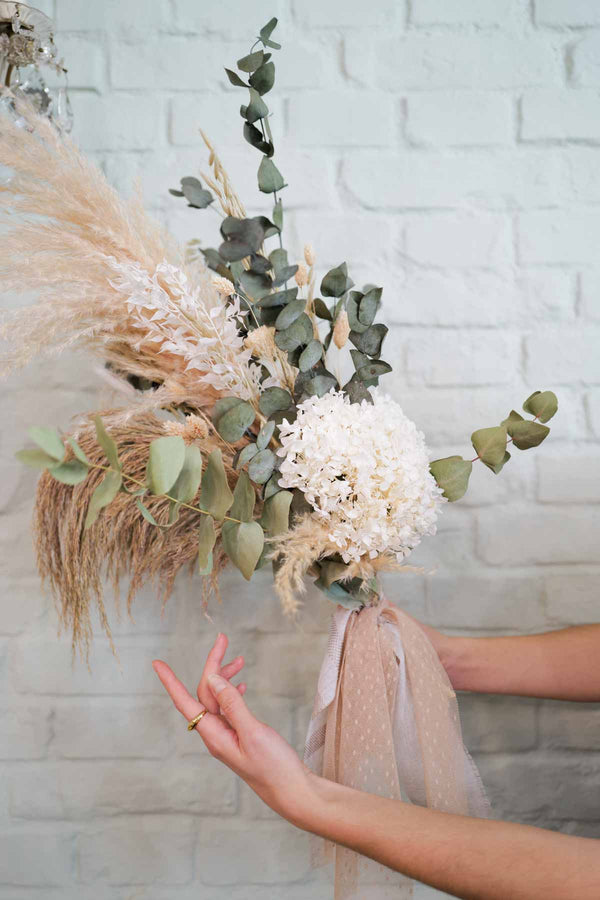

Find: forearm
[302,775,599,900]
[436,625,600,701]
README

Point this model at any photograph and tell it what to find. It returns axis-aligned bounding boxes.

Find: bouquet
[1,16,558,897]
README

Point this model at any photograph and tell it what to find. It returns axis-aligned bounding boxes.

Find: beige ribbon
[305,598,490,899]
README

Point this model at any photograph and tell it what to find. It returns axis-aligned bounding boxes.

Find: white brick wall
[0,0,599,897]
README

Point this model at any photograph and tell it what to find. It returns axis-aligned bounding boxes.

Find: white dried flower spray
[108,258,261,401]
[277,389,445,563]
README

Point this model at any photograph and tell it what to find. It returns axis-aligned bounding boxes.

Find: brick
[411,0,521,26]
[52,701,171,757]
[537,454,600,502]
[521,90,600,142]
[477,753,600,819]
[169,92,262,148]
[580,270,600,320]
[69,93,163,151]
[56,0,169,32]
[405,213,512,267]
[44,36,105,90]
[10,759,236,818]
[0,576,47,636]
[170,0,284,36]
[0,832,73,886]
[287,210,393,268]
[535,0,600,26]
[515,269,576,321]
[518,210,600,264]
[406,330,518,386]
[427,575,545,631]
[539,701,600,749]
[406,91,513,146]
[586,390,600,436]
[386,270,517,326]
[294,0,398,27]
[252,633,327,702]
[545,573,600,623]
[276,42,325,89]
[374,35,560,90]
[477,507,600,565]
[111,38,225,91]
[0,706,51,759]
[573,32,600,86]
[344,151,561,210]
[525,328,600,384]
[195,819,310,884]
[78,819,194,884]
[459,695,537,752]
[12,635,181,695]
[399,506,476,571]
[287,92,394,147]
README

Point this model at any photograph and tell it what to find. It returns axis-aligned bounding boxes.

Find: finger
[198,633,229,713]
[208,673,256,736]
[152,660,238,762]
[237,682,247,696]
[220,655,244,680]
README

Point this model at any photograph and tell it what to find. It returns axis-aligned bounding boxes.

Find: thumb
[208,673,256,733]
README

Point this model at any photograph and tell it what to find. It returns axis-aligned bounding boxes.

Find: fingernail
[208,673,227,695]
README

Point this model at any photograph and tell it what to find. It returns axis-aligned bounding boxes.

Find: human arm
[420,623,600,702]
[153,638,600,900]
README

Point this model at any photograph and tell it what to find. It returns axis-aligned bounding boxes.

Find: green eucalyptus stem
[88,461,243,525]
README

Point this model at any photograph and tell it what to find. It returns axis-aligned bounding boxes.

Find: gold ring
[187,709,208,731]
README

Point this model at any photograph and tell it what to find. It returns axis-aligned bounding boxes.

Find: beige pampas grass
[35,410,239,659]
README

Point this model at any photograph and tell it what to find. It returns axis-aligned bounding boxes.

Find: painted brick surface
[0,0,599,897]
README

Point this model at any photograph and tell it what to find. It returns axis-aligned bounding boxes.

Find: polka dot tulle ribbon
[304,598,490,899]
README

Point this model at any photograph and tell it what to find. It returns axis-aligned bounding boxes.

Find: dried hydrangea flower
[277,390,445,563]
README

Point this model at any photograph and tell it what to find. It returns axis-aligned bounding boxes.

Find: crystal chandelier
[0,1,72,131]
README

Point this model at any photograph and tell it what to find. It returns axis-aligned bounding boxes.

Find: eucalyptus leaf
[146,435,186,495]
[483,450,511,475]
[225,67,247,87]
[343,378,373,405]
[471,425,508,468]
[240,269,273,300]
[219,238,253,263]
[522,390,558,423]
[200,449,234,521]
[85,470,122,529]
[272,198,283,230]
[275,298,306,330]
[249,61,275,96]
[213,397,243,422]
[230,470,255,522]
[221,521,265,580]
[216,400,255,443]
[357,360,392,381]
[197,515,216,574]
[16,448,59,469]
[245,88,269,124]
[256,287,298,308]
[94,417,120,471]
[272,265,298,288]
[248,253,272,275]
[313,298,332,320]
[319,560,352,589]
[67,437,89,465]
[263,473,282,500]
[350,324,388,358]
[274,313,313,351]
[299,339,323,372]
[430,456,472,502]
[259,16,278,44]
[346,292,368,334]
[321,263,353,298]
[135,497,159,526]
[358,287,382,326]
[258,156,286,194]
[259,387,293,416]
[509,420,550,450]
[315,578,364,610]
[28,425,64,462]
[260,489,292,536]
[237,49,264,72]
[501,409,524,428]
[306,374,338,398]
[257,420,275,451]
[248,448,275,484]
[243,121,274,156]
[49,459,89,485]
[236,442,259,469]
[170,444,202,503]
[180,176,213,209]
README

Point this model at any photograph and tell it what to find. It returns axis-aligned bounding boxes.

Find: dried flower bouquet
[1,17,558,662]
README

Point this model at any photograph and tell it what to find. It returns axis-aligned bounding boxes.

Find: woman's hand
[152,634,320,828]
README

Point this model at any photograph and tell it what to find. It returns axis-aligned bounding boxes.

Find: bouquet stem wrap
[304,598,490,899]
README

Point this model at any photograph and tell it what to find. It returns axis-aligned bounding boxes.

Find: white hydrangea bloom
[277,389,445,563]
